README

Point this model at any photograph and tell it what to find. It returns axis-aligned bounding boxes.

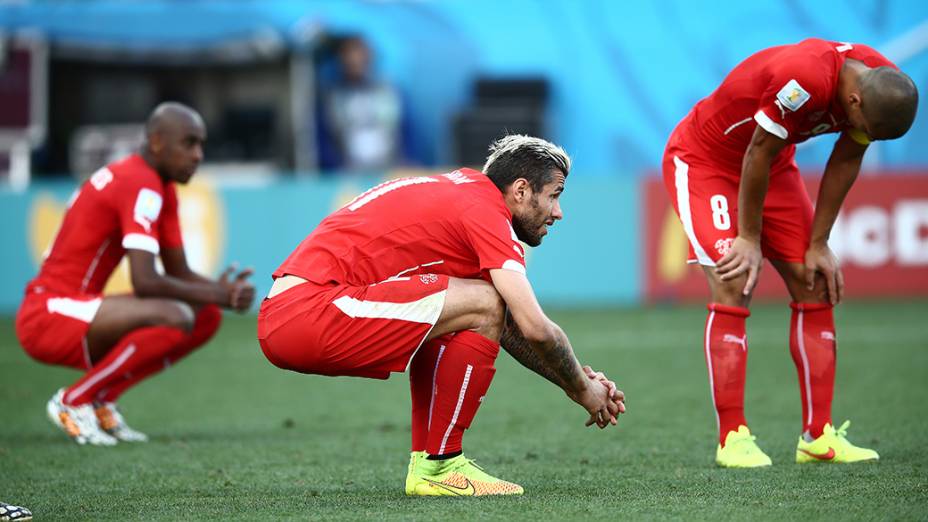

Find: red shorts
[257,274,449,380]
[662,138,813,266]
[15,289,103,370]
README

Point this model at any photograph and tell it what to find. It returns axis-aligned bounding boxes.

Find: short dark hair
[482,135,571,192]
[860,66,918,140]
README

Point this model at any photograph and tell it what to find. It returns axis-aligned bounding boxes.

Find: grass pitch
[2,300,927,520]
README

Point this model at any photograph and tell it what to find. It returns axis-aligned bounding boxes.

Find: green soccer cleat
[796,420,879,464]
[404,451,427,495]
[715,425,772,468]
[405,453,523,496]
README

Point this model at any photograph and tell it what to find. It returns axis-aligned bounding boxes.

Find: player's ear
[148,131,163,154]
[511,178,530,202]
[847,92,863,112]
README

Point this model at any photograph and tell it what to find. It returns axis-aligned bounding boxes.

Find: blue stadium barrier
[2,0,926,173]
[0,174,641,314]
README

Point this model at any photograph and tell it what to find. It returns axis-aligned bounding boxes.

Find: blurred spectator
[316,36,415,173]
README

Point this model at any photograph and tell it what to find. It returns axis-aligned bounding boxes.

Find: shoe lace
[833,420,851,439]
[449,456,484,474]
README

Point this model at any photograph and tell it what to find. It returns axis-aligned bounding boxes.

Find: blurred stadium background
[1,1,927,519]
[1,0,927,307]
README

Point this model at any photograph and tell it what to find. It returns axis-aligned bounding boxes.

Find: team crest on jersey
[776,80,810,112]
[715,237,734,256]
[419,274,439,285]
[134,188,163,232]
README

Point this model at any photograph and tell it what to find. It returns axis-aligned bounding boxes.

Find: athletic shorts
[257,274,449,380]
[662,138,813,266]
[15,289,102,370]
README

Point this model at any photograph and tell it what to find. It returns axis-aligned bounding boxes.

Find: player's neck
[138,149,167,181]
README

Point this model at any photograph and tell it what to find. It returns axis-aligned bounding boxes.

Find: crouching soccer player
[258,135,626,496]
[16,102,255,445]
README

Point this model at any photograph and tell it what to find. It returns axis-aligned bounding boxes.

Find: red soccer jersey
[274,168,527,285]
[678,38,896,172]
[28,154,184,295]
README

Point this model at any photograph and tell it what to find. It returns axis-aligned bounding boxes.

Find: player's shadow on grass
[0,432,84,446]
[146,427,297,445]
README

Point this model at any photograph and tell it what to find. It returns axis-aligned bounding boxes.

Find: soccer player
[259,135,626,496]
[662,39,918,467]
[15,102,255,446]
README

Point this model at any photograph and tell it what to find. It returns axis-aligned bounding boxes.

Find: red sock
[97,305,222,403]
[408,335,452,452]
[705,303,750,446]
[790,302,836,438]
[425,331,499,456]
[63,326,186,406]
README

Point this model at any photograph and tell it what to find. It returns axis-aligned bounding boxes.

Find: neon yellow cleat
[405,453,524,496]
[796,421,879,464]
[404,451,427,495]
[716,425,772,468]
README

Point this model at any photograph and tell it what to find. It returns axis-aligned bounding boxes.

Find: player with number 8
[661,39,917,467]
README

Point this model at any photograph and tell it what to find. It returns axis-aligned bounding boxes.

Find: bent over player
[259,135,626,496]
[16,103,255,446]
[663,39,917,467]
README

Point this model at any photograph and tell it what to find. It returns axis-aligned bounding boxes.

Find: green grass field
[2,300,927,521]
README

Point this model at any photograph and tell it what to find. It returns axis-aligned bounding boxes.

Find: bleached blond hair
[482,134,571,192]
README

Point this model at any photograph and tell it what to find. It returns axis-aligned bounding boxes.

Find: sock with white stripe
[789,302,835,439]
[62,326,186,406]
[97,305,222,403]
[705,303,750,446]
[424,331,499,457]
[409,336,449,453]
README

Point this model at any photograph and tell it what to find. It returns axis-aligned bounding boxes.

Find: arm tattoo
[499,311,585,392]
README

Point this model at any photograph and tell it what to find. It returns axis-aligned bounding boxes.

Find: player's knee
[196,304,223,337]
[149,301,196,332]
[706,267,755,307]
[473,286,505,341]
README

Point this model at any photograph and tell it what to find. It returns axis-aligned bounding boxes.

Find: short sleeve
[158,183,184,249]
[460,206,527,278]
[115,177,164,255]
[753,60,828,141]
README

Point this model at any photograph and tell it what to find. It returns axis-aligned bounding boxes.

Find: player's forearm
[500,311,566,388]
[737,150,772,241]
[810,153,862,245]
[133,273,228,306]
[179,270,216,286]
[528,322,589,397]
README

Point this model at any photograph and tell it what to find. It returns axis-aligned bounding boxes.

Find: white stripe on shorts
[47,296,103,324]
[673,155,716,266]
[332,290,446,325]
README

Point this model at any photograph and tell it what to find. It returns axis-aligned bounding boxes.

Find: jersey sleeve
[158,183,184,250]
[753,57,829,141]
[114,176,165,255]
[460,206,527,279]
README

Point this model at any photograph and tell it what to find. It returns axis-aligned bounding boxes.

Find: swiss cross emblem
[419,274,439,285]
[715,238,734,256]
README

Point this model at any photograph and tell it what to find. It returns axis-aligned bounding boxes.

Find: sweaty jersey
[274,168,527,286]
[677,38,896,172]
[27,154,183,295]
